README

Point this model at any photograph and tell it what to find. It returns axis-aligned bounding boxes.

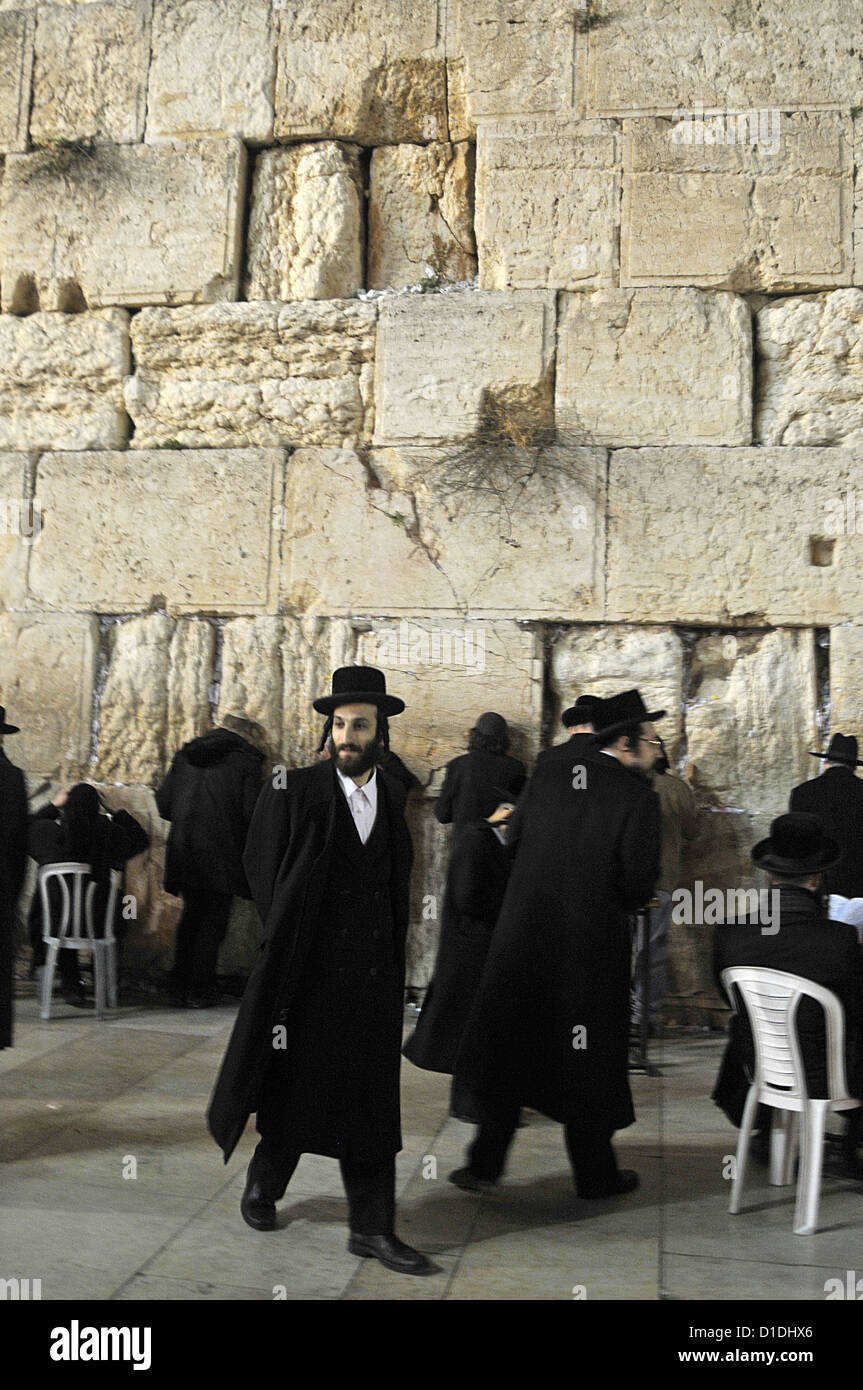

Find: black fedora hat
[313,666,405,717]
[474,711,508,739]
[0,705,20,734]
[562,694,601,728]
[751,812,840,875]
[593,688,666,742]
[808,732,863,767]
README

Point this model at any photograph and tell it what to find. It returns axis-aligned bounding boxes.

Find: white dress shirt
[336,766,378,845]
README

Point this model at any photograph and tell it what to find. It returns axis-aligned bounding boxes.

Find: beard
[327,734,379,778]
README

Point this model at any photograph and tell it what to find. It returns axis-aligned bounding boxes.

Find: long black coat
[207,761,413,1162]
[435,749,526,840]
[403,820,511,1074]
[712,885,863,1124]
[0,749,28,1049]
[790,766,863,899]
[155,729,265,898]
[455,751,661,1129]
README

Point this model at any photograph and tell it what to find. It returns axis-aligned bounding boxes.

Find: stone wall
[2,1,862,1019]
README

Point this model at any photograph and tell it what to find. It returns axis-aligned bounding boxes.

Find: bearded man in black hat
[435,711,526,845]
[790,733,863,900]
[207,667,432,1276]
[0,707,27,1049]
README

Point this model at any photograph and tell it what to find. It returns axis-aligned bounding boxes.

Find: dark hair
[596,721,643,751]
[60,784,104,865]
[467,727,509,756]
[317,709,390,757]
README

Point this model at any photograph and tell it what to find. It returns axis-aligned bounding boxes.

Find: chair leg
[795,1101,828,1236]
[106,941,118,1009]
[783,1113,799,1187]
[770,1110,796,1187]
[92,946,106,1022]
[40,944,58,1021]
[730,1085,760,1214]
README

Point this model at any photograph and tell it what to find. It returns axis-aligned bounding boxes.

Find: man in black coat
[156,714,266,1007]
[450,689,663,1199]
[0,708,27,1049]
[207,667,432,1277]
[435,712,526,843]
[790,733,863,899]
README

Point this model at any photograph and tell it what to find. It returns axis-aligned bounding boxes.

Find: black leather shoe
[578,1169,639,1199]
[448,1166,497,1194]
[348,1233,434,1275]
[241,1175,277,1231]
[61,987,93,1009]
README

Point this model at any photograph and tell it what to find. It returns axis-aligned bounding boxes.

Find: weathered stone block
[756,289,863,446]
[30,0,151,147]
[0,451,35,608]
[550,625,684,758]
[476,118,620,290]
[245,144,364,302]
[0,139,246,310]
[686,629,817,815]
[828,623,863,744]
[0,611,98,777]
[89,783,163,967]
[126,301,376,449]
[607,447,863,626]
[403,797,448,988]
[368,142,477,290]
[28,449,283,613]
[557,289,752,446]
[621,114,852,291]
[282,444,606,619]
[217,617,285,764]
[0,310,129,451]
[165,619,216,758]
[274,0,447,144]
[0,9,34,155]
[374,291,555,445]
[146,0,276,142]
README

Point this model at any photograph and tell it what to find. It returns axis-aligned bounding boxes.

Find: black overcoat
[403,820,511,1074]
[435,749,526,840]
[790,766,863,898]
[455,751,661,1130]
[207,760,413,1162]
[0,749,28,1049]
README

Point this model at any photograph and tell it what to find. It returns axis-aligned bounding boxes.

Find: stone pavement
[1,999,861,1301]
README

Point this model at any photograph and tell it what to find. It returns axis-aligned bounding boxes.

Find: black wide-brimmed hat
[751,812,840,875]
[313,666,405,717]
[593,688,666,742]
[562,694,601,728]
[474,711,508,738]
[808,732,863,767]
[0,705,20,734]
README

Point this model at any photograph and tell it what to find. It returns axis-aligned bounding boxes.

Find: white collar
[336,765,378,810]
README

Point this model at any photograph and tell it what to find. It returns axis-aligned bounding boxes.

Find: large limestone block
[0,612,98,778]
[28,449,283,613]
[0,139,247,311]
[30,0,151,147]
[476,118,620,291]
[91,783,163,962]
[217,616,285,763]
[686,630,817,815]
[550,625,684,759]
[607,447,863,626]
[274,0,447,144]
[356,620,543,783]
[245,144,364,302]
[368,142,477,291]
[583,0,863,117]
[0,310,129,451]
[146,0,276,142]
[403,797,449,989]
[621,113,853,292]
[0,9,34,155]
[829,623,863,744]
[756,289,863,446]
[165,619,216,756]
[0,451,36,608]
[126,301,376,449]
[374,291,555,445]
[557,289,752,446]
[282,445,606,619]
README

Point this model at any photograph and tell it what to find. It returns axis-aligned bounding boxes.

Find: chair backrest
[38,863,121,945]
[721,965,854,1104]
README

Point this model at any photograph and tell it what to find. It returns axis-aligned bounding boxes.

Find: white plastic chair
[722,966,861,1235]
[39,863,121,1021]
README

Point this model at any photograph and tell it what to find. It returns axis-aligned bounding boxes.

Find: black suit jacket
[790,766,863,898]
[435,749,526,841]
[0,750,28,897]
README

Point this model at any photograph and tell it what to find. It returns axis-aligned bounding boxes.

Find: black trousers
[172,889,232,997]
[249,1134,396,1237]
[467,1095,621,1194]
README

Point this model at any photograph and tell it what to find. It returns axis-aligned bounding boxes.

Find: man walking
[207,667,431,1276]
[0,707,27,1049]
[790,733,863,900]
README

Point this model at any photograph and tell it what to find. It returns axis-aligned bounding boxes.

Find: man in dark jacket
[790,733,863,899]
[156,714,267,1007]
[0,707,27,1049]
[450,689,663,1199]
[207,667,431,1277]
[435,712,525,843]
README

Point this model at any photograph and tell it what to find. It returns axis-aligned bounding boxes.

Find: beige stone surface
[274,0,447,144]
[30,0,151,147]
[165,619,216,757]
[0,139,246,311]
[475,118,620,290]
[217,617,285,764]
[756,289,863,446]
[584,0,863,117]
[368,142,476,290]
[550,625,684,759]
[0,9,34,155]
[557,289,752,446]
[126,301,376,449]
[245,144,364,302]
[621,113,852,291]
[146,0,275,142]
[0,310,129,451]
[0,451,36,608]
[828,623,863,745]
[686,629,817,815]
[90,783,164,963]
[607,447,863,626]
[95,615,174,785]
[0,611,98,778]
[28,449,283,613]
[374,291,555,445]
[282,445,606,619]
